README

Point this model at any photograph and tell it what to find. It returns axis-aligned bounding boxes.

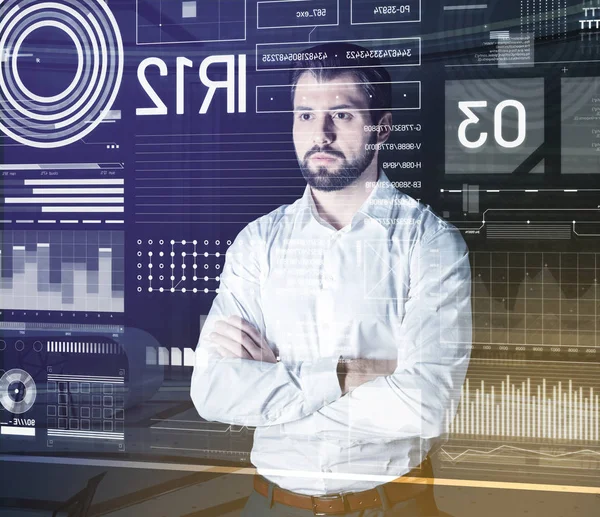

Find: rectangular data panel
[351,0,421,25]
[137,0,246,44]
[256,81,421,113]
[0,164,125,225]
[257,0,338,29]
[561,77,600,174]
[47,373,125,443]
[445,78,545,175]
[256,37,420,71]
[0,230,124,313]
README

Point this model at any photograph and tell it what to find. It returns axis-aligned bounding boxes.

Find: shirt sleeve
[312,225,472,442]
[190,222,342,427]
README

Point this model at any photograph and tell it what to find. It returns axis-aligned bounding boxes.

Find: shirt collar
[356,169,400,227]
[294,170,401,230]
[295,183,336,231]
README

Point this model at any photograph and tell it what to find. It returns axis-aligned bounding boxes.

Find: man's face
[292,72,378,192]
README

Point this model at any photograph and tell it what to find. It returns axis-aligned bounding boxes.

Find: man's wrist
[336,358,398,395]
[337,357,348,394]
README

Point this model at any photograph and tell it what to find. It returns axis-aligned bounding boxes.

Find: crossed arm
[190,225,471,435]
[206,315,395,395]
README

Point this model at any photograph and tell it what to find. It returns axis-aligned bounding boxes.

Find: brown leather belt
[253,458,433,515]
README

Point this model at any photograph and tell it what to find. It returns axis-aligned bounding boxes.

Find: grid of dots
[136,239,231,294]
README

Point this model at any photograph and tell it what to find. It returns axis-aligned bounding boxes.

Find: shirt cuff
[299,356,343,411]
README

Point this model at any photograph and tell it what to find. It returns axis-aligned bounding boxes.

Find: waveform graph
[0,230,124,313]
[471,251,599,350]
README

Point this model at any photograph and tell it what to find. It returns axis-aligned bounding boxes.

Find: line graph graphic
[438,441,600,475]
[440,444,600,463]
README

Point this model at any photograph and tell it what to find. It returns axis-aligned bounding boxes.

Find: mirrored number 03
[458,100,526,149]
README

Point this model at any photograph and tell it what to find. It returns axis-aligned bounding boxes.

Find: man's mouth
[309,152,341,163]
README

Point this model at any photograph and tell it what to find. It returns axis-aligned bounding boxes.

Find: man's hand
[337,358,397,395]
[208,315,277,363]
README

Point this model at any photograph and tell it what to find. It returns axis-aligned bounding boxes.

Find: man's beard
[298,134,377,192]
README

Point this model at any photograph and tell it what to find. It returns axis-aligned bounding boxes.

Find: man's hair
[290,42,392,124]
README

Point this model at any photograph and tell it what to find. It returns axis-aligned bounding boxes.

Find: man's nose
[312,115,334,146]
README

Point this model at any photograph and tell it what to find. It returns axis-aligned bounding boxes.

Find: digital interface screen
[1,0,599,496]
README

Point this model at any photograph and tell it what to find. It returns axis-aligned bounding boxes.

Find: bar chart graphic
[1,166,125,223]
[0,231,124,313]
[447,376,600,441]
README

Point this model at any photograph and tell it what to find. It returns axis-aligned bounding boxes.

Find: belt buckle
[311,493,348,515]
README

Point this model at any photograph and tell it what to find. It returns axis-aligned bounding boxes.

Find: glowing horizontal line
[443,4,488,10]
[1,456,599,494]
[42,207,124,213]
[7,197,123,204]
[25,179,124,185]
[48,374,123,382]
[1,426,35,436]
[2,163,102,170]
[32,188,124,195]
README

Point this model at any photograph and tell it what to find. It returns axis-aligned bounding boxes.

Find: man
[191,42,471,516]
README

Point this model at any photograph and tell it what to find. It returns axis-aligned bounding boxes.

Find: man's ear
[376,112,393,145]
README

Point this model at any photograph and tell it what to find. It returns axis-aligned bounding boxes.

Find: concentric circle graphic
[0,0,123,148]
[0,369,37,414]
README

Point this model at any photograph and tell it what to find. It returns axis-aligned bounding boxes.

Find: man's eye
[297,112,313,121]
[333,112,353,120]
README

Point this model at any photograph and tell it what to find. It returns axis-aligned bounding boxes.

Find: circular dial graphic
[0,369,37,414]
[0,0,123,148]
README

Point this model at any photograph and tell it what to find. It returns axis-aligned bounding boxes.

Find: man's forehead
[293,71,369,108]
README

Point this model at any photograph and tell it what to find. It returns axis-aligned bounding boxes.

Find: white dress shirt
[191,170,472,495]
